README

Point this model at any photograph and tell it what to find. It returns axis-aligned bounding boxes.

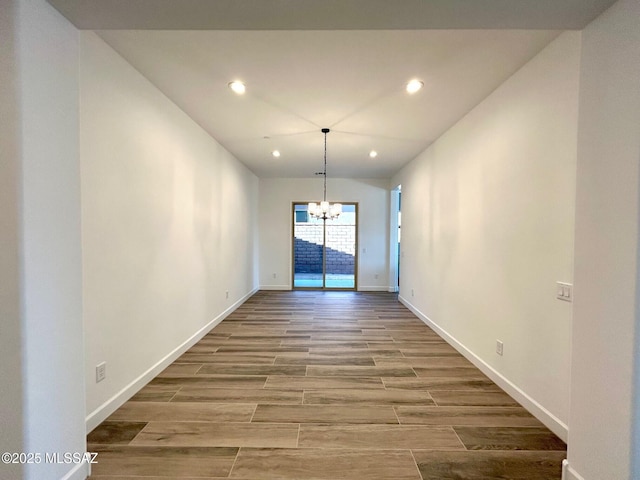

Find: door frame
[291,201,358,291]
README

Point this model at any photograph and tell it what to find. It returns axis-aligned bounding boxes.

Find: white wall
[0,1,25,479]
[392,32,581,440]
[80,32,259,430]
[259,178,390,290]
[567,0,640,478]
[1,1,87,479]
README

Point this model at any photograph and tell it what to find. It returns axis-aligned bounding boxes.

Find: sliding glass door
[292,203,357,290]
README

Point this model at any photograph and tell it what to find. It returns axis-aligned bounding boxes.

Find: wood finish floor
[87,291,566,480]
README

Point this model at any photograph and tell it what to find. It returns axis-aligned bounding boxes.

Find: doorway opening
[390,185,401,292]
[292,202,358,290]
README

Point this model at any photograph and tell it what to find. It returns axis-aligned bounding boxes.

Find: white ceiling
[48,0,617,179]
[47,0,618,30]
[96,29,560,178]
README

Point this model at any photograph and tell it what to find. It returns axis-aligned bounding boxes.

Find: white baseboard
[85,287,259,433]
[260,284,291,290]
[388,286,399,293]
[59,460,90,480]
[562,459,585,480]
[399,295,569,443]
[260,285,393,292]
[358,286,391,292]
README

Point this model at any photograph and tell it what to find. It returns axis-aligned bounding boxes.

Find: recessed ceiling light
[228,81,246,95]
[369,151,378,158]
[272,150,281,158]
[406,79,424,94]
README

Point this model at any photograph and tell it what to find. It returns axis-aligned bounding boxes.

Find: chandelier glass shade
[308,128,342,221]
[308,200,342,220]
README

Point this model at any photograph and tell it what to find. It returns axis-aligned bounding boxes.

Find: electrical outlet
[96,362,106,383]
[374,273,379,279]
[225,290,229,299]
[411,289,414,297]
[496,340,504,356]
[272,273,277,278]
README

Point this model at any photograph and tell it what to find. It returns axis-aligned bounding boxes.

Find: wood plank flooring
[87,290,566,480]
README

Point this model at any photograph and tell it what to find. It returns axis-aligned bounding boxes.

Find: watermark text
[2,452,98,465]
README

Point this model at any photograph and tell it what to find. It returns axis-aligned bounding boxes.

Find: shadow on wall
[294,238,354,274]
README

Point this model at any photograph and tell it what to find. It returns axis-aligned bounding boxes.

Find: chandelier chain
[323,129,327,201]
[308,127,341,221]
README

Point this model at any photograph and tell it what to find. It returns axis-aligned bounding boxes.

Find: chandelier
[308,128,342,220]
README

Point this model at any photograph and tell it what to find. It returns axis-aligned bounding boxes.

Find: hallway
[86,291,565,479]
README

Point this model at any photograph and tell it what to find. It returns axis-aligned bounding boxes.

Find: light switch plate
[556,282,573,302]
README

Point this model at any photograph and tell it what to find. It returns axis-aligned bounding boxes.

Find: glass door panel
[324,204,356,289]
[293,204,324,288]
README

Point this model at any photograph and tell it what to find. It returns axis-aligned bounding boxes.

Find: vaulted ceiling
[48,0,617,178]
